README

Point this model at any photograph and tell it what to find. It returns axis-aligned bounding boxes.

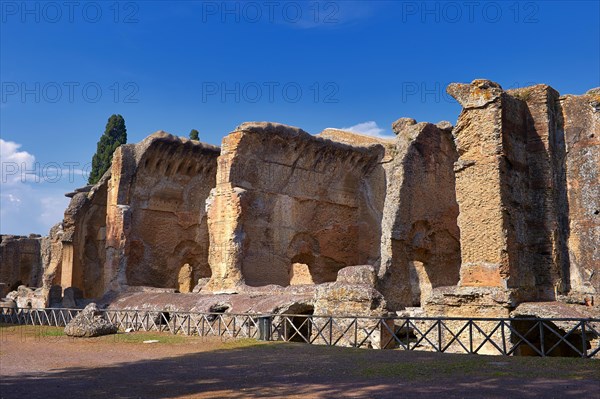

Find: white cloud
[339,121,394,139]
[1,139,36,185]
[0,139,71,235]
[0,139,35,164]
[0,181,69,236]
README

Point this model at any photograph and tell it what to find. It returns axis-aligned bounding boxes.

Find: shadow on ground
[1,340,598,399]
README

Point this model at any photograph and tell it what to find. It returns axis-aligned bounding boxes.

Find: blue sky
[1,0,599,235]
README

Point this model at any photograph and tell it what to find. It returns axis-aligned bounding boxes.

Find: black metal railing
[1,307,598,358]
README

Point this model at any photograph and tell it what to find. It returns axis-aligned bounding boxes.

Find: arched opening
[155,311,170,326]
[177,263,194,293]
[408,260,433,307]
[282,304,314,343]
[288,252,344,285]
[209,304,230,313]
[289,254,315,286]
[511,319,588,357]
[207,303,230,322]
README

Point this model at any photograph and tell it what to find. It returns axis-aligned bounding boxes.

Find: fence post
[469,320,473,353]
[539,321,546,357]
[581,321,587,358]
[501,320,507,355]
[437,320,442,352]
[258,315,272,341]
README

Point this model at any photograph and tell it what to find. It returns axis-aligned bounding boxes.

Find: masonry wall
[447,79,600,303]
[5,80,596,315]
[104,132,220,293]
[378,120,461,310]
[560,91,600,298]
[0,235,43,296]
[499,91,537,296]
[512,85,566,299]
[447,81,512,289]
[205,122,385,291]
[60,178,109,298]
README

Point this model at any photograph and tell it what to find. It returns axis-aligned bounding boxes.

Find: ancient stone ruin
[63,302,118,337]
[0,234,44,298]
[1,80,599,341]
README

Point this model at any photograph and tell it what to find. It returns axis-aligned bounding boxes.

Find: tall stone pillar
[447,80,513,289]
[104,144,136,293]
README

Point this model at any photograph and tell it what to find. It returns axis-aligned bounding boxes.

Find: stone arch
[177,263,193,293]
[287,234,319,285]
[279,303,314,342]
[408,260,433,307]
[289,255,315,286]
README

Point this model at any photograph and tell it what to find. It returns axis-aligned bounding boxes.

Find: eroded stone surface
[448,80,513,291]
[447,80,599,307]
[104,132,220,294]
[312,265,384,318]
[104,285,316,315]
[2,79,597,322]
[559,92,600,298]
[425,286,513,318]
[6,285,47,309]
[379,121,460,310]
[64,303,118,337]
[0,235,43,295]
[61,174,109,299]
[205,122,385,291]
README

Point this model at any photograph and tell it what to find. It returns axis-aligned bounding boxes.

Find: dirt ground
[0,325,599,399]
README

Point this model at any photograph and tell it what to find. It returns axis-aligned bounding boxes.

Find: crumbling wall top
[133,131,220,164]
[231,122,385,163]
[447,79,503,109]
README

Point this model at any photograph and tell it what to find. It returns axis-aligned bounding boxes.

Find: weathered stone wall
[3,80,597,318]
[446,79,600,308]
[0,234,43,296]
[507,85,568,300]
[499,91,537,296]
[205,122,385,291]
[378,119,461,310]
[559,90,600,298]
[446,80,552,303]
[60,177,109,298]
[105,132,220,294]
[40,223,64,301]
[447,80,513,291]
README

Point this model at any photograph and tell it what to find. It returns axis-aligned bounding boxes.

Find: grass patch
[361,357,482,379]
[101,333,263,347]
[0,324,65,337]
[0,324,266,348]
[106,332,190,344]
[38,327,65,337]
[220,338,264,349]
[358,354,600,381]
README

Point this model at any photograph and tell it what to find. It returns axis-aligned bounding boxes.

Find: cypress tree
[88,114,127,184]
[189,129,199,141]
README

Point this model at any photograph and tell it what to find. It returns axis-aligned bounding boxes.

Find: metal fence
[1,307,598,358]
